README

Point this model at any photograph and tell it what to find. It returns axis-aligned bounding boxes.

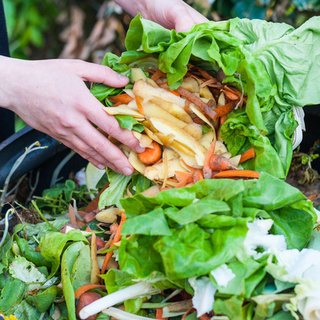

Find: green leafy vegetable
[39,229,88,278]
[112,14,320,179]
[119,173,316,283]
[114,115,144,132]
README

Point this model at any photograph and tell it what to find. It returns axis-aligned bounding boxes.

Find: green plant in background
[3,0,59,59]
[187,0,320,26]
[33,179,90,215]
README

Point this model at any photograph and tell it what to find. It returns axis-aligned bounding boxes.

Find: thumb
[175,18,197,33]
[171,3,209,32]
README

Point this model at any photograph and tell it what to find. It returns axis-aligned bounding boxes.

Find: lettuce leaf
[119,173,316,283]
[120,14,320,179]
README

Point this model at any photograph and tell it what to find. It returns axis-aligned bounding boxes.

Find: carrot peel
[135,96,144,115]
[151,69,166,81]
[109,93,133,104]
[214,101,236,118]
[203,140,216,179]
[101,212,126,276]
[74,284,106,299]
[213,170,260,179]
[156,308,168,320]
[176,86,217,122]
[239,148,256,163]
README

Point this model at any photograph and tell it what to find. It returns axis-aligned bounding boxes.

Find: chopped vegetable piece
[213,101,236,118]
[209,154,236,171]
[100,212,126,276]
[135,96,145,115]
[203,139,216,179]
[193,169,204,183]
[151,69,166,81]
[109,93,134,104]
[156,308,168,320]
[74,284,106,299]
[176,86,217,122]
[213,169,260,179]
[239,148,256,163]
[138,141,162,165]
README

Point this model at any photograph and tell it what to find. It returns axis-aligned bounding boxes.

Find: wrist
[0,55,14,110]
[0,56,29,113]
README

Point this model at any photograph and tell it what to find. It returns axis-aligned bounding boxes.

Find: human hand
[114,0,208,32]
[0,56,144,175]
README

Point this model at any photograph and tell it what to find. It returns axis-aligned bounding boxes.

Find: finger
[61,134,127,174]
[60,137,111,171]
[175,13,208,32]
[87,97,145,153]
[67,60,129,88]
[170,2,209,32]
[72,120,135,176]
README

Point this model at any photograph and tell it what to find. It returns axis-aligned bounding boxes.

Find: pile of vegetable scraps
[1,14,320,320]
[103,64,258,190]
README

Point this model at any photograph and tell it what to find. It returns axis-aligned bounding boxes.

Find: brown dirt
[286,165,320,207]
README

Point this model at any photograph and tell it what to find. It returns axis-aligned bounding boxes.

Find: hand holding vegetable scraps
[114,0,209,32]
[0,1,207,174]
[0,56,144,174]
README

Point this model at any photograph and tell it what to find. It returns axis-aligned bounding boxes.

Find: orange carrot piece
[213,170,260,179]
[176,86,217,122]
[308,194,318,201]
[214,101,236,118]
[156,308,168,320]
[153,158,163,165]
[200,314,211,320]
[169,90,180,97]
[157,82,168,86]
[220,114,227,126]
[109,93,133,104]
[175,171,194,182]
[203,139,216,179]
[138,141,162,165]
[135,96,144,115]
[182,308,196,320]
[166,178,179,184]
[180,159,196,172]
[111,101,122,107]
[175,178,191,189]
[222,88,239,101]
[209,154,235,171]
[193,169,204,183]
[151,69,166,81]
[101,212,126,276]
[175,171,194,189]
[74,284,106,299]
[239,148,256,164]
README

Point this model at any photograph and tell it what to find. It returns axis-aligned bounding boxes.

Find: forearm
[0,55,19,111]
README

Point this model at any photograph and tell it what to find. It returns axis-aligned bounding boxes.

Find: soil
[286,165,320,207]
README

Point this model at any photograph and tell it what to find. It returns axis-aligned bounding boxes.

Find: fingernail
[136,145,145,153]
[118,73,128,81]
[97,164,105,170]
[122,167,133,176]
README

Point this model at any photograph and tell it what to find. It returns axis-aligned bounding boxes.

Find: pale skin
[0,0,208,175]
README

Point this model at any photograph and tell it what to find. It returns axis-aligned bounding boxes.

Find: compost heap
[1,14,320,320]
